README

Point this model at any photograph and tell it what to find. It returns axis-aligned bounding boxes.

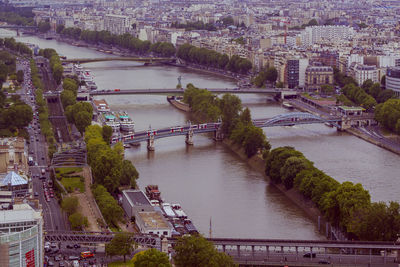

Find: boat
[79,69,94,83]
[92,99,110,113]
[100,112,120,132]
[117,111,134,132]
[282,102,294,109]
[324,122,334,127]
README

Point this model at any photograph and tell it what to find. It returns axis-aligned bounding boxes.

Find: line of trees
[1,37,32,56]
[177,43,252,74]
[85,125,139,193]
[59,27,175,57]
[30,59,57,158]
[375,99,400,134]
[39,48,63,85]
[183,84,270,158]
[253,66,278,87]
[0,3,34,26]
[265,146,400,241]
[92,184,124,228]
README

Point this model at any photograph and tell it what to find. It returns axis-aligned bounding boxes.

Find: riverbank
[222,139,330,239]
[35,32,246,84]
[167,96,191,112]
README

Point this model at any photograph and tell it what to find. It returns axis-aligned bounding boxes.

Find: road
[16,58,68,232]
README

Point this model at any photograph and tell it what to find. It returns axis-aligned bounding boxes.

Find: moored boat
[117,111,134,132]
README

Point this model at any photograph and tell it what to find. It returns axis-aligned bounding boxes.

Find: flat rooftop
[124,190,151,206]
[139,211,169,229]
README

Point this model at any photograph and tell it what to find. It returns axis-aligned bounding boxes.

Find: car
[59,262,65,267]
[303,252,316,258]
[41,157,45,160]
[34,192,39,197]
[66,244,74,249]
[68,255,80,260]
[318,259,330,264]
[51,243,57,248]
[48,261,54,266]
[74,244,81,249]
[36,139,39,142]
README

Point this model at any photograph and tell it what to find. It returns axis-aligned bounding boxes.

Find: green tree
[220,94,242,135]
[106,233,135,262]
[75,111,92,134]
[121,160,139,187]
[265,67,278,84]
[60,89,76,108]
[69,212,88,230]
[320,84,334,94]
[381,75,386,87]
[281,156,312,189]
[308,19,318,26]
[16,69,23,83]
[132,248,171,267]
[38,21,51,33]
[61,196,78,215]
[174,235,236,267]
[56,24,65,34]
[102,125,113,144]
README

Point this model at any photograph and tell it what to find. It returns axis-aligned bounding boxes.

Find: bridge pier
[213,129,224,141]
[185,129,194,145]
[237,245,240,257]
[147,135,155,151]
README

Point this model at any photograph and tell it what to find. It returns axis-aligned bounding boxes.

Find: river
[6,29,400,240]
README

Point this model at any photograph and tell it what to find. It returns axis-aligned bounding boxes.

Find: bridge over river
[111,112,345,150]
[89,88,297,98]
[62,57,175,64]
[44,231,400,266]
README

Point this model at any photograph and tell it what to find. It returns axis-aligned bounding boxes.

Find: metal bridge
[62,57,175,64]
[90,88,288,96]
[44,231,161,249]
[111,113,343,146]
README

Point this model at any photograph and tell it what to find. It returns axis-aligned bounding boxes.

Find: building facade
[354,64,378,85]
[0,204,43,267]
[305,66,334,91]
[386,67,400,97]
[286,59,299,89]
[104,14,131,35]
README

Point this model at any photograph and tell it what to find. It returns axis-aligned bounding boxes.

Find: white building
[301,25,354,46]
[104,14,131,35]
[0,203,44,267]
[354,64,378,85]
[299,58,309,88]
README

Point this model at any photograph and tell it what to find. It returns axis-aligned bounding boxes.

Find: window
[163,231,168,236]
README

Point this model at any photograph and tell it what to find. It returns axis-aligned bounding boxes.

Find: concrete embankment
[222,139,329,238]
[346,128,400,156]
[167,97,191,112]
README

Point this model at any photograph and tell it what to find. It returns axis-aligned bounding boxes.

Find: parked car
[66,244,74,249]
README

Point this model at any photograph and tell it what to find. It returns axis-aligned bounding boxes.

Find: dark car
[303,252,316,258]
[318,259,330,264]
[73,244,81,249]
[66,244,73,249]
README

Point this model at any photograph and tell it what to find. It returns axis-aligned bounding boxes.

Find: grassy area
[55,167,83,179]
[108,260,134,267]
[60,176,85,193]
[302,93,336,101]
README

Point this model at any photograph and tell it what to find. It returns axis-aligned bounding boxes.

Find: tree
[220,94,242,135]
[381,75,386,87]
[276,81,284,88]
[265,67,278,84]
[102,125,113,144]
[132,248,171,267]
[38,21,51,33]
[106,233,135,262]
[69,212,88,230]
[56,24,65,34]
[308,19,318,26]
[281,156,312,189]
[61,196,78,215]
[174,235,236,267]
[60,89,76,108]
[121,160,139,187]
[75,111,92,134]
[320,84,334,95]
[243,126,268,158]
[16,70,23,83]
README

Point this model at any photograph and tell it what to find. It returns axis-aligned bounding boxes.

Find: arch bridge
[112,113,343,151]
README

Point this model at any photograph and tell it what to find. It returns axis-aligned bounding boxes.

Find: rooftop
[0,172,27,187]
[139,211,169,229]
[124,190,152,206]
[0,203,41,224]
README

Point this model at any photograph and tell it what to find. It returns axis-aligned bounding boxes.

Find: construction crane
[272,19,291,44]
